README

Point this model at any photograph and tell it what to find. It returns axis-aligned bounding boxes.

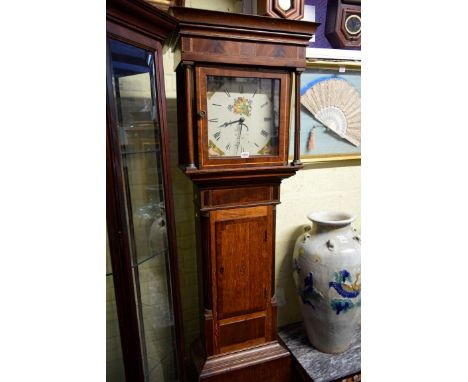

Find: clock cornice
[170,7,318,69]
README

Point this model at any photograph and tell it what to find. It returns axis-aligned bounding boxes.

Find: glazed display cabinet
[106,1,184,381]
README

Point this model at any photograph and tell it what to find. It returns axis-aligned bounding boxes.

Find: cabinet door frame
[214,214,269,319]
[106,6,185,380]
[209,205,274,353]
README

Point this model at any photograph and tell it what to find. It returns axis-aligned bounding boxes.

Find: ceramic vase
[149,216,167,255]
[292,211,361,353]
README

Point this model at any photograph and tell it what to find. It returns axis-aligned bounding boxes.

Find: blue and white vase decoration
[292,211,361,353]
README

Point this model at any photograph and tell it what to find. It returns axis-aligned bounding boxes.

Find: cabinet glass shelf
[132,248,168,268]
[106,246,168,277]
[121,149,160,156]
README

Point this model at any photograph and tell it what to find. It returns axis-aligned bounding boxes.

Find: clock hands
[216,117,250,155]
[234,117,249,154]
[218,117,249,130]
[234,117,248,132]
[218,118,248,129]
[239,117,248,131]
[218,117,247,129]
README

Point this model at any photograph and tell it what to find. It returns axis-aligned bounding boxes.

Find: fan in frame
[300,76,361,146]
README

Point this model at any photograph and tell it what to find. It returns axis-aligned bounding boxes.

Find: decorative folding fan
[300,76,361,146]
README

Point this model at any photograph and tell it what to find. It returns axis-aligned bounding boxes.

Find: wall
[162,0,361,351]
[186,0,243,13]
[305,0,334,49]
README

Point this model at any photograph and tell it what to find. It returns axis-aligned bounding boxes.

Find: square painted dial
[206,75,280,158]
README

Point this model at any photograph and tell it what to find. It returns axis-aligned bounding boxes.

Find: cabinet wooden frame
[196,65,291,170]
[106,0,185,380]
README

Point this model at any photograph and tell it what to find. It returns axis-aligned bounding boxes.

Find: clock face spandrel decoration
[206,76,280,158]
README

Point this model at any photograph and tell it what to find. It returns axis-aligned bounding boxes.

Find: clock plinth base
[192,339,291,382]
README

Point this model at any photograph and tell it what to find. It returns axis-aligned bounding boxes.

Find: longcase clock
[170,7,318,381]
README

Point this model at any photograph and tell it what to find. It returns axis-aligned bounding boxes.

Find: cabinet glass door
[107,38,177,382]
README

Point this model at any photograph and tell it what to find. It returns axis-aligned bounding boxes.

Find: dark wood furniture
[325,0,361,49]
[257,0,305,20]
[106,0,185,380]
[170,7,318,381]
[279,322,361,382]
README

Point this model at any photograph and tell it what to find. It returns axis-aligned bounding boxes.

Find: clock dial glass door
[206,76,280,158]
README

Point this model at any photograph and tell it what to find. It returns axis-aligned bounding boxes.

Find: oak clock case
[170,6,317,382]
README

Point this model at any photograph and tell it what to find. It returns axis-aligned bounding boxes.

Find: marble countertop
[278,322,361,382]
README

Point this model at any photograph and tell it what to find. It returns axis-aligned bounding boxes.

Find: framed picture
[289,60,361,163]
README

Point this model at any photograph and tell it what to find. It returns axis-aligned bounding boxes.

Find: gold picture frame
[290,59,361,164]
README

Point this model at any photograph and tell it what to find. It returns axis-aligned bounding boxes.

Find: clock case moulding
[169,7,318,381]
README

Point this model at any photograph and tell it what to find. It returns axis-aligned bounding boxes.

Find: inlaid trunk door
[215,214,270,319]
